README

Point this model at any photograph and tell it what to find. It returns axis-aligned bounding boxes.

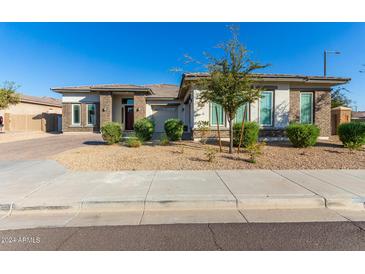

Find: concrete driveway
[0,133,103,160]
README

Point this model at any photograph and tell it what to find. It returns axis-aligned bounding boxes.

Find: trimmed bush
[134,118,155,141]
[338,122,365,150]
[125,136,142,148]
[286,123,320,148]
[164,118,184,141]
[101,122,122,145]
[233,122,259,147]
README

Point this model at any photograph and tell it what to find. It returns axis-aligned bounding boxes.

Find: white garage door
[152,106,178,133]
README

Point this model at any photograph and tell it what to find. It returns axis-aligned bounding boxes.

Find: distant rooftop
[352,111,365,119]
[20,94,62,107]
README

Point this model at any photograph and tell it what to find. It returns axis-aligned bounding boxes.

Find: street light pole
[323,50,341,77]
[324,51,327,77]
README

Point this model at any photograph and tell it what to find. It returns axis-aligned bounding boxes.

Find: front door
[125,106,134,130]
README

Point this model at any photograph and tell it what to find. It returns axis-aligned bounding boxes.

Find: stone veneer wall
[289,90,300,123]
[62,103,100,132]
[134,95,146,122]
[192,128,286,139]
[314,90,331,137]
[100,92,112,127]
[289,90,331,137]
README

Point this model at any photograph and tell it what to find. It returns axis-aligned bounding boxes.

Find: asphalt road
[1,222,365,250]
[0,133,103,160]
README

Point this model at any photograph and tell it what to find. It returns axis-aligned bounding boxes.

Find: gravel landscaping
[52,137,365,170]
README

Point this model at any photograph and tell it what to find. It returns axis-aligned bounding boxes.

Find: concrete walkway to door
[0,159,364,230]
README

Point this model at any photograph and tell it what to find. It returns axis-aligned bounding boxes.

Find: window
[87,104,96,125]
[72,104,81,125]
[122,98,134,105]
[260,91,273,126]
[235,103,249,123]
[300,92,313,124]
[210,102,224,126]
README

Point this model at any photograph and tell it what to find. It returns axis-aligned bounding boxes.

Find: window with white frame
[300,92,313,124]
[87,104,96,126]
[259,91,273,126]
[72,104,81,125]
[210,102,225,126]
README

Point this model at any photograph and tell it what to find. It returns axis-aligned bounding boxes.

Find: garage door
[151,106,178,133]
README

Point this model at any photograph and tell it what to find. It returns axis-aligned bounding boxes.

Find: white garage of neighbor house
[52,72,350,139]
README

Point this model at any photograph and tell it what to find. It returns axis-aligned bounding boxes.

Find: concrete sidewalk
[0,160,364,230]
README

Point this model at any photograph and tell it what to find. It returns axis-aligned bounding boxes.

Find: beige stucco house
[52,73,350,139]
[0,94,62,132]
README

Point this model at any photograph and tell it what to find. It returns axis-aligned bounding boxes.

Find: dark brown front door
[125,106,134,130]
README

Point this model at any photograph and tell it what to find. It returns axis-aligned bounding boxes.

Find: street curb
[326,198,365,210]
[145,199,237,211]
[237,196,326,210]
[4,197,364,214]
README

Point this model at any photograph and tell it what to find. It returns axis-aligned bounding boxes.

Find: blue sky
[0,23,364,109]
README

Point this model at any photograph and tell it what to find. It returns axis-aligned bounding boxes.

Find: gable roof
[20,94,62,108]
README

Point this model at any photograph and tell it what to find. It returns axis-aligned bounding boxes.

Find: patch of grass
[159,134,170,146]
[245,142,266,164]
[204,147,218,162]
[125,136,142,148]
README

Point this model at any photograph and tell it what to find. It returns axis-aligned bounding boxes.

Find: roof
[51,73,350,100]
[20,94,62,108]
[51,83,179,98]
[144,84,179,98]
[179,72,351,99]
[182,72,351,83]
[352,111,365,119]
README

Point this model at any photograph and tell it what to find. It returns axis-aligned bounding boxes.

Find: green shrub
[159,134,170,146]
[205,147,218,162]
[286,123,320,148]
[125,136,142,148]
[196,121,210,144]
[245,142,266,164]
[338,122,365,150]
[233,122,259,147]
[164,118,184,141]
[134,118,155,141]
[101,122,122,145]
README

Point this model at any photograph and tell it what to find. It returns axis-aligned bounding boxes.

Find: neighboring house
[352,111,365,122]
[52,73,350,139]
[0,94,62,132]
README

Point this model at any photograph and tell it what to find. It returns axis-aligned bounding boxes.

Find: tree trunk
[229,117,233,154]
[237,104,247,154]
[215,106,222,153]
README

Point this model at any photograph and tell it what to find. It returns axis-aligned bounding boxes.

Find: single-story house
[352,111,365,122]
[52,73,350,139]
[0,94,62,132]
